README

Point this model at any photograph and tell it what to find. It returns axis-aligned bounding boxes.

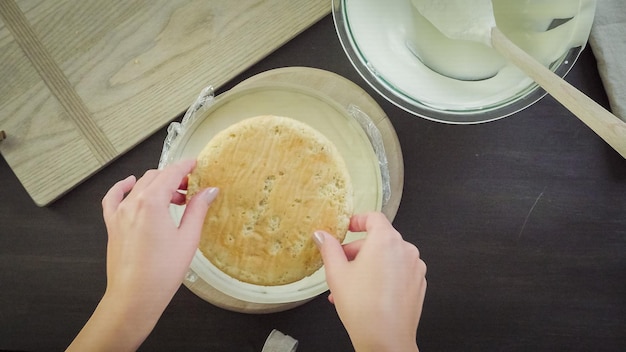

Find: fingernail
[201,187,219,204]
[313,231,326,247]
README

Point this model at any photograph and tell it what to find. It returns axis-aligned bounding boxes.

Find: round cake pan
[159,68,403,312]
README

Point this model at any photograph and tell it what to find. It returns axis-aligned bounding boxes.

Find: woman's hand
[101,159,217,313]
[315,212,427,352]
[67,159,218,351]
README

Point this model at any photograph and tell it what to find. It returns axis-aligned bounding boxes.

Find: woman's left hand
[67,159,218,351]
[102,159,217,310]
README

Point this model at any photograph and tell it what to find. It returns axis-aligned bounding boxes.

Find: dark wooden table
[1,14,625,351]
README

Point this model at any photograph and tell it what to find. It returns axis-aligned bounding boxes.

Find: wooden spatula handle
[491,26,626,158]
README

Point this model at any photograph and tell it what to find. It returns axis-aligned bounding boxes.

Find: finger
[179,174,189,191]
[170,173,193,204]
[416,277,427,329]
[151,159,197,202]
[349,212,393,233]
[313,231,348,283]
[178,187,219,242]
[130,169,161,194]
[417,257,427,277]
[171,190,187,205]
[327,292,335,305]
[349,212,403,243]
[102,175,136,218]
[342,239,364,261]
[170,172,192,204]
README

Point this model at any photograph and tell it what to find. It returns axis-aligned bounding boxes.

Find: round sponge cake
[186,115,353,286]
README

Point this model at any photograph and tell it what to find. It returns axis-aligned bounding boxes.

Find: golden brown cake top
[187,115,353,286]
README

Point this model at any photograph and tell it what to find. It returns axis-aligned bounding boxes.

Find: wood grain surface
[0,0,330,206]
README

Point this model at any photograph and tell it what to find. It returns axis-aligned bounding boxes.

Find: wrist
[348,328,418,352]
[352,340,419,352]
[100,288,166,337]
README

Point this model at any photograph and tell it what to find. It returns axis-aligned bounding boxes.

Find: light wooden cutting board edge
[0,0,331,206]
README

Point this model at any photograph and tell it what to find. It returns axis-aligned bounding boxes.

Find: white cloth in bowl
[589,0,626,121]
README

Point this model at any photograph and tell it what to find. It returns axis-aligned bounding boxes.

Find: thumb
[313,231,348,281]
[179,187,219,240]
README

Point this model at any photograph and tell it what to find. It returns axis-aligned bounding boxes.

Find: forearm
[66,291,164,352]
[341,313,420,352]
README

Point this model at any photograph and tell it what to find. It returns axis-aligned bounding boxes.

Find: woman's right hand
[314,212,427,352]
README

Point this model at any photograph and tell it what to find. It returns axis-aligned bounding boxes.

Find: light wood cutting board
[0,0,330,206]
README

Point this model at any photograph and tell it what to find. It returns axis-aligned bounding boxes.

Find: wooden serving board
[0,0,330,206]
